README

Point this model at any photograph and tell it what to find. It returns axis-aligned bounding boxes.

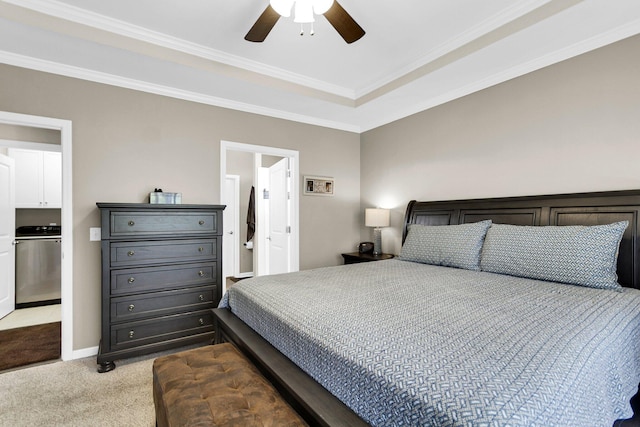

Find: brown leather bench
[153,343,308,427]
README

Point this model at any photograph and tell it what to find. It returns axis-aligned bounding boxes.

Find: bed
[213,190,640,426]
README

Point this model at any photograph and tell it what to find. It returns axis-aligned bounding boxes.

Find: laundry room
[0,123,62,370]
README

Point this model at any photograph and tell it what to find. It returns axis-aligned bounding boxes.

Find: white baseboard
[70,345,99,360]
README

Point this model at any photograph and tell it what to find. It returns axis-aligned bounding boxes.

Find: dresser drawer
[110,211,219,237]
[110,263,216,295]
[110,310,214,350]
[110,286,215,323]
[97,203,224,371]
[110,239,217,267]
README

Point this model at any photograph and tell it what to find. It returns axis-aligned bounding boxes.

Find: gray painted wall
[0,64,361,350]
[361,34,640,255]
[1,33,639,353]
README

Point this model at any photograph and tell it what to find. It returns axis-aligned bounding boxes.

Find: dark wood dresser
[96,203,224,373]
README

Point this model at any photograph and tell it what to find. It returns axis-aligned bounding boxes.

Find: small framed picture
[303,176,334,196]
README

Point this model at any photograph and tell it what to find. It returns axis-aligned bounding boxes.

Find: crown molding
[360,18,640,132]
[0,50,361,133]
[3,0,356,99]
[3,1,639,134]
[354,0,553,99]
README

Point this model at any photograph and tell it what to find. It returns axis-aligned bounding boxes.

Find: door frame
[220,141,299,291]
[0,111,73,361]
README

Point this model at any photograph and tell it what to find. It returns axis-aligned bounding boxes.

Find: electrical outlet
[90,227,101,241]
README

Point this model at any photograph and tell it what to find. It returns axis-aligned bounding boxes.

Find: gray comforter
[220,259,640,426]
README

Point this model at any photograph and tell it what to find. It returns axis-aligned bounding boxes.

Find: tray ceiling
[1,0,639,132]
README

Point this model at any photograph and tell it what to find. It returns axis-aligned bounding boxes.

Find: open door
[256,157,291,276]
[267,158,290,275]
[0,154,16,320]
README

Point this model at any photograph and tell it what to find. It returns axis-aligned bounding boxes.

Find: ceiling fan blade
[323,1,365,44]
[245,5,280,42]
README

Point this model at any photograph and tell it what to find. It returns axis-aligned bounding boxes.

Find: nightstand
[342,252,395,264]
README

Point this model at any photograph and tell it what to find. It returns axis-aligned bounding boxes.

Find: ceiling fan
[245,0,365,44]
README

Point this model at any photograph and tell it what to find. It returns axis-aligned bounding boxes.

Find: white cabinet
[8,148,62,208]
[42,151,62,207]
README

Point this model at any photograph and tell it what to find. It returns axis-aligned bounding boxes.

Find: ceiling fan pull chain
[300,23,304,36]
[310,22,315,36]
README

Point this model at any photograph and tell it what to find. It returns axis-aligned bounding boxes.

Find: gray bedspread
[220,259,640,426]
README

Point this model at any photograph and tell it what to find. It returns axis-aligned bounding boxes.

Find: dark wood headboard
[403,190,640,289]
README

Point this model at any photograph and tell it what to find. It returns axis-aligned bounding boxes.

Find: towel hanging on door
[246,186,255,242]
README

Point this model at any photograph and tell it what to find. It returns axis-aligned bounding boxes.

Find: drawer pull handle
[198,247,204,252]
[199,318,204,326]
[198,220,205,225]
[129,330,135,339]
[127,251,135,257]
[128,277,135,284]
[198,271,204,277]
[128,304,135,312]
[199,294,204,301]
[128,220,135,226]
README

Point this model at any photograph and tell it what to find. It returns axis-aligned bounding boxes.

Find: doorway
[220,141,299,293]
[0,111,73,361]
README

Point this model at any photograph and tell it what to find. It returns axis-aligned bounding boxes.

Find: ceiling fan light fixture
[293,0,315,23]
[312,0,334,15]
[246,0,364,43]
[271,0,331,23]
[269,0,294,17]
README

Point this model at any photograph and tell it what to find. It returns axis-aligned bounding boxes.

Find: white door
[256,167,269,276]
[0,154,16,320]
[267,158,290,275]
[223,175,239,283]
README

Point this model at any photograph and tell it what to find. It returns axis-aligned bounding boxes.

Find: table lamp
[365,208,390,255]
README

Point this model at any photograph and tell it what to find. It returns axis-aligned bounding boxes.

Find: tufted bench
[153,343,308,427]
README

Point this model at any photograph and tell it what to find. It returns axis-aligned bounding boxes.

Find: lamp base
[372,227,382,255]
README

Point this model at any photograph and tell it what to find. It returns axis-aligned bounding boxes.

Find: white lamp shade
[365,208,390,228]
[270,0,294,17]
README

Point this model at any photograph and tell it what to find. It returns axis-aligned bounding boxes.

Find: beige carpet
[0,350,170,427]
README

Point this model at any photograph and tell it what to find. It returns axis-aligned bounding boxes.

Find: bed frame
[403,189,640,289]
[214,189,640,426]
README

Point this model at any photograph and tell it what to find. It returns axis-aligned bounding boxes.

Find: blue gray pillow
[399,220,492,271]
[480,221,628,290]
